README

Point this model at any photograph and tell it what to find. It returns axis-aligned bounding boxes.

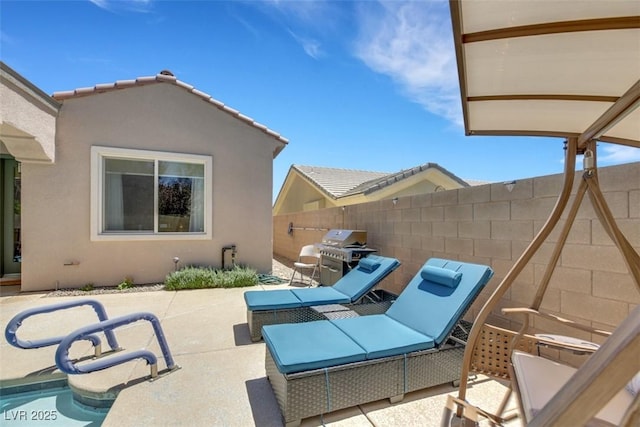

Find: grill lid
[321,229,367,248]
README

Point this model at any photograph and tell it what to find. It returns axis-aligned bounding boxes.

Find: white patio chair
[289,245,320,287]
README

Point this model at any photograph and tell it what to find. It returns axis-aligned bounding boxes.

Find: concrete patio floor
[0,263,520,426]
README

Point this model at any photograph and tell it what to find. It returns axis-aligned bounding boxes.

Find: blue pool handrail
[4,299,121,357]
[55,312,178,378]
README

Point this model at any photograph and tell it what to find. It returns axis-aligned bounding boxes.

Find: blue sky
[2,0,639,200]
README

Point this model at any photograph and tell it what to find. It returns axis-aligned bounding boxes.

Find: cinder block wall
[274,162,640,336]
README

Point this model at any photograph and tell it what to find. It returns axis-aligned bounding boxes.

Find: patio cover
[450,1,640,150]
[449,2,640,425]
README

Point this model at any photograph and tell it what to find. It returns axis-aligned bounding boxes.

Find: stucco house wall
[22,82,283,290]
[0,62,57,163]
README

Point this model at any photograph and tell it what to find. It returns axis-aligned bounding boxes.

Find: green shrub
[80,283,94,292]
[164,265,259,290]
[117,277,135,290]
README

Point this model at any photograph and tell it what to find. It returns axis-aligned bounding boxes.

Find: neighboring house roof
[295,163,468,200]
[52,69,288,157]
[274,162,470,215]
[295,165,389,199]
[341,162,469,197]
[464,179,492,186]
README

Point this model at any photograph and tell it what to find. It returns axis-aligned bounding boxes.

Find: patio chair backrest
[386,258,494,346]
[332,255,400,301]
[297,244,320,262]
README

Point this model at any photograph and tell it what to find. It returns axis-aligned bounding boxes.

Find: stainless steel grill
[318,229,376,285]
[318,246,377,263]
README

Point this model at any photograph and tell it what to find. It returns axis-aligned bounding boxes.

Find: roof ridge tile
[115,79,137,88]
[74,87,95,95]
[296,162,468,198]
[95,83,115,90]
[191,88,211,99]
[135,76,156,84]
[156,73,176,82]
[174,80,194,90]
[209,98,224,108]
[222,105,239,115]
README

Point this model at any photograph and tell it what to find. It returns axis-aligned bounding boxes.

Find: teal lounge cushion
[420,265,462,288]
[356,257,380,272]
[244,289,302,310]
[332,255,400,301]
[244,255,399,312]
[386,258,493,346]
[263,321,366,374]
[291,287,351,306]
[331,315,435,359]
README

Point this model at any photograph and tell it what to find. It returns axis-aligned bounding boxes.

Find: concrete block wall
[273,162,640,336]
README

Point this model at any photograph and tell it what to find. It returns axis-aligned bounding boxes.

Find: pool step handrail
[55,312,178,379]
[5,299,121,358]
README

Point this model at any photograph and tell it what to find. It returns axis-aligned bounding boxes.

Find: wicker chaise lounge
[244,255,400,341]
[262,258,494,426]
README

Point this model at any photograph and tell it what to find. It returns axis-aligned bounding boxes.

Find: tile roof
[294,165,389,198]
[344,162,469,196]
[294,163,469,200]
[52,70,289,148]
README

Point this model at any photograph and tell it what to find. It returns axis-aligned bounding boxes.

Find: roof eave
[1,61,61,113]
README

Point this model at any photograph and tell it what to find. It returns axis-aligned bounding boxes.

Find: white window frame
[91,146,212,241]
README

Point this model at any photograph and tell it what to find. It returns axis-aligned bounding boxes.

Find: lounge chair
[262,258,494,426]
[244,254,400,341]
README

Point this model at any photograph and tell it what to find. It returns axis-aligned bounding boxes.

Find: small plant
[164,265,259,291]
[80,283,94,292]
[117,276,135,290]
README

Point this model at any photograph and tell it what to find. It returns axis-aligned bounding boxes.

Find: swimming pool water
[1,387,108,426]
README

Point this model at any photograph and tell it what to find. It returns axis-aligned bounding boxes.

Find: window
[91,146,212,240]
